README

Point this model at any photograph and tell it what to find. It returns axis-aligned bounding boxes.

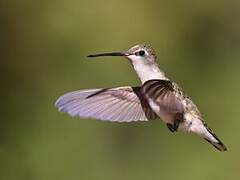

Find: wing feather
[55,86,157,122]
[141,80,184,124]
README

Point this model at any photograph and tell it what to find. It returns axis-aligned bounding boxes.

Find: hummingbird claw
[167,123,177,133]
[167,117,182,133]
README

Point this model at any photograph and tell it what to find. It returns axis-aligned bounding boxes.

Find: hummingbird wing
[55,86,157,122]
[141,80,185,125]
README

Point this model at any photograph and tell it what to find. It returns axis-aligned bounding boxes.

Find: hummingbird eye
[136,50,145,57]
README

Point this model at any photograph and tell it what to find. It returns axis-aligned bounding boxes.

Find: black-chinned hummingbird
[55,44,227,151]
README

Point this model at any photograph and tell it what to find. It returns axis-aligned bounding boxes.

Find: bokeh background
[1,0,240,180]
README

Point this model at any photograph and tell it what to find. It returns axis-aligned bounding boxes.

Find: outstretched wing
[55,86,157,122]
[141,80,185,124]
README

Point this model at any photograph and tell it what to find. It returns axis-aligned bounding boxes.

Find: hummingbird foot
[166,121,180,133]
[166,123,177,132]
[166,113,183,133]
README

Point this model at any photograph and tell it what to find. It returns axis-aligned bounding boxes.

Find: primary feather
[55,86,157,122]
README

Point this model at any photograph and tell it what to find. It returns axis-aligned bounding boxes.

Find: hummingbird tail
[203,125,227,151]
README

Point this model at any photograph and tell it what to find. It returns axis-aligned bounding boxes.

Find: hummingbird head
[88,44,165,83]
[87,43,157,64]
[125,44,157,64]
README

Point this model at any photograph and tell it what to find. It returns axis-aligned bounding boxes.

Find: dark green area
[1,0,240,179]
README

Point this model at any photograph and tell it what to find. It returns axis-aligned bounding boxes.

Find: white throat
[131,59,168,84]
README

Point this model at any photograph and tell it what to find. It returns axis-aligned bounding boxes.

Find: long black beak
[87,52,129,58]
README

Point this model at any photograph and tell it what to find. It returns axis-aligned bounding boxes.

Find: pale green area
[1,0,240,179]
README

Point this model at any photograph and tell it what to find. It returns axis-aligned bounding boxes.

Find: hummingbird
[55,44,227,151]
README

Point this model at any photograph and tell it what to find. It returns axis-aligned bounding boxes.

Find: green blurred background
[1,0,240,179]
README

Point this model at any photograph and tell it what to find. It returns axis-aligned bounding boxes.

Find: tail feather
[204,125,227,151]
